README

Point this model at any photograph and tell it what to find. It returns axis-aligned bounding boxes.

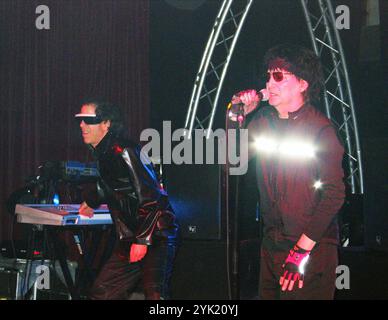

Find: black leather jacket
[84,132,178,246]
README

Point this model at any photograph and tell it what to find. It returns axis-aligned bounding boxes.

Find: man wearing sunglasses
[75,99,178,300]
[230,44,345,299]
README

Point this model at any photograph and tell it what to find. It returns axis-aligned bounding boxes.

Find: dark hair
[81,98,124,136]
[263,44,324,102]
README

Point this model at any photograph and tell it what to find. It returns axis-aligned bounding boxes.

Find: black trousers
[258,241,338,300]
[88,242,176,300]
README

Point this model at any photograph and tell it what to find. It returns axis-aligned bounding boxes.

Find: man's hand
[279,245,311,291]
[230,89,260,114]
[129,244,148,263]
[78,201,94,218]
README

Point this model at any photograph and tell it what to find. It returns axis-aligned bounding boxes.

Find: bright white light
[254,136,316,159]
[254,137,277,154]
[313,180,323,189]
[278,140,316,159]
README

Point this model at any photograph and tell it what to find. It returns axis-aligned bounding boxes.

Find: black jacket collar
[91,131,115,159]
[287,103,311,120]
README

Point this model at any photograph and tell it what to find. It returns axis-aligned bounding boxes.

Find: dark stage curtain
[0,0,149,241]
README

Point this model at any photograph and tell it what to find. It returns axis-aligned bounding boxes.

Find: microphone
[257,88,269,102]
[228,89,269,125]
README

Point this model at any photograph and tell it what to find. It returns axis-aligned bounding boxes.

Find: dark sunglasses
[265,71,293,83]
[74,114,104,125]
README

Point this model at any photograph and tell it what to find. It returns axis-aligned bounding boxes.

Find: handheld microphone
[228,89,269,125]
[257,88,269,102]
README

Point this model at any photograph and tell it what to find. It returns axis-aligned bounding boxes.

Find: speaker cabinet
[164,157,260,241]
[165,164,223,240]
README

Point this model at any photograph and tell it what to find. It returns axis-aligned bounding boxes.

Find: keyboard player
[75,99,178,300]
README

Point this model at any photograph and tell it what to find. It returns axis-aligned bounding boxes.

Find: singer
[75,99,179,299]
[229,44,345,299]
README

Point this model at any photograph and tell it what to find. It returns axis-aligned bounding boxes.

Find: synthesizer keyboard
[15,204,113,226]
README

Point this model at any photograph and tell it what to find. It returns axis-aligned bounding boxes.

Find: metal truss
[301,0,363,194]
[184,0,254,138]
[184,0,364,194]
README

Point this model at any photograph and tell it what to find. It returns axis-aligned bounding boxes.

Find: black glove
[280,244,311,291]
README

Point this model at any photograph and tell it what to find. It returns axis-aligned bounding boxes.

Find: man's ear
[103,120,111,132]
[300,79,309,93]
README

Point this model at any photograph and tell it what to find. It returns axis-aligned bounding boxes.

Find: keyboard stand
[21,224,113,300]
[46,228,80,300]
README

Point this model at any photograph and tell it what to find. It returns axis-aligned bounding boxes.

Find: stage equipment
[15,204,112,226]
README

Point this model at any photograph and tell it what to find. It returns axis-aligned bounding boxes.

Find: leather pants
[88,241,176,300]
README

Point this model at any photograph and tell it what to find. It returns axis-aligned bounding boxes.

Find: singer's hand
[231,89,260,115]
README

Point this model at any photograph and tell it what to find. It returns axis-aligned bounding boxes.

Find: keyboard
[15,204,113,226]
